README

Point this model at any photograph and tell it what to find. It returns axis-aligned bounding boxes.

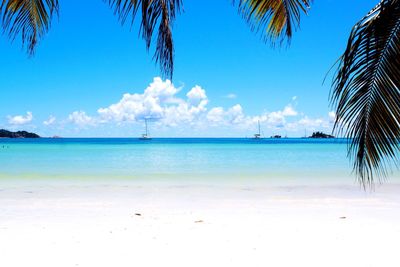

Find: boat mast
[258,120,261,136]
[145,118,149,137]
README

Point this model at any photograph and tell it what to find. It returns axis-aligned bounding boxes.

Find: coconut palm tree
[236,0,311,44]
[1,0,399,187]
[332,0,400,187]
[0,0,59,54]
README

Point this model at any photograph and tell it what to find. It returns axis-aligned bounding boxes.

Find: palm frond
[237,0,312,45]
[0,0,59,54]
[107,0,182,78]
[331,0,400,187]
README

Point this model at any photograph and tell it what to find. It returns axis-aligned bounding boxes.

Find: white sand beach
[2,0,400,266]
[1,181,400,267]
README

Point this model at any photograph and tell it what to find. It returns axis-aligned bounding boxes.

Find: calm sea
[0,138,398,185]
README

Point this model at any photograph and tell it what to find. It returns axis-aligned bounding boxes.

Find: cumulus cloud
[98,78,178,123]
[207,105,245,125]
[68,111,95,127]
[49,77,334,136]
[8,112,33,125]
[205,103,299,131]
[185,85,208,112]
[227,104,245,124]
[95,77,320,133]
[259,105,297,127]
[97,77,209,127]
[43,115,56,126]
[282,105,298,116]
[207,107,225,123]
[187,86,207,105]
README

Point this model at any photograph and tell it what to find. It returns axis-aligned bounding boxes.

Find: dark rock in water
[309,131,335,139]
[0,129,40,138]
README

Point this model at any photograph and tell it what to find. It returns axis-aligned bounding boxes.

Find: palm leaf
[237,0,312,45]
[0,0,59,54]
[331,0,400,187]
[107,0,182,78]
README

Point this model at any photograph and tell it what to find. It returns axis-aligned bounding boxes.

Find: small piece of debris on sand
[194,220,204,223]
[339,216,346,219]
[135,213,142,216]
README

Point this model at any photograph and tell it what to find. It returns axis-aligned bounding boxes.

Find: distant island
[0,129,40,138]
[309,131,335,139]
[270,135,282,139]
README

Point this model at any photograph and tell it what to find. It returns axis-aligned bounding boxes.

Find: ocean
[0,138,398,185]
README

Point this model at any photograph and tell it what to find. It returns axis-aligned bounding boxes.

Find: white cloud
[68,111,95,127]
[186,85,208,112]
[98,77,178,123]
[187,85,207,104]
[97,77,297,130]
[205,104,297,130]
[328,111,336,123]
[8,112,33,125]
[227,104,245,124]
[206,105,245,126]
[224,93,237,99]
[266,111,286,126]
[282,116,331,135]
[207,107,225,123]
[97,77,209,127]
[282,105,298,116]
[43,115,56,126]
[293,116,331,132]
[252,104,298,129]
[50,77,334,136]
[298,116,326,128]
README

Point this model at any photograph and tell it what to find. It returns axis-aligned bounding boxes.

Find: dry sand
[1,181,400,267]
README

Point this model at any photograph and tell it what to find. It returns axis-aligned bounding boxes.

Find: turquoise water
[0,138,397,185]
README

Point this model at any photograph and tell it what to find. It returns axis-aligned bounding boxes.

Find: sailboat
[139,118,152,140]
[301,129,308,139]
[253,120,262,139]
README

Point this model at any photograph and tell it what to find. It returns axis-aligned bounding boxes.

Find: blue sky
[0,0,378,137]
